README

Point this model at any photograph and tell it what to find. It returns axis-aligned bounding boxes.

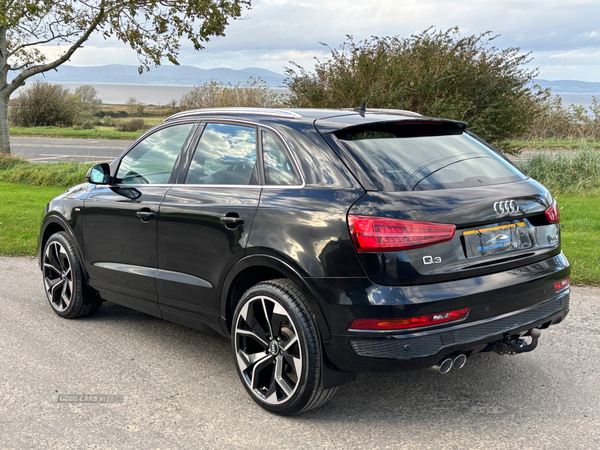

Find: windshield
[336,123,526,191]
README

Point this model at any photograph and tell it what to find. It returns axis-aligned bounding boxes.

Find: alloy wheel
[234,295,303,405]
[43,241,73,312]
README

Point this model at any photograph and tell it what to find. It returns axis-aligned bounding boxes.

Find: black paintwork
[39,108,570,379]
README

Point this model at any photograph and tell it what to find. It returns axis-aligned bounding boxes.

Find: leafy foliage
[285,28,545,152]
[115,118,147,132]
[176,78,283,110]
[9,80,76,127]
[0,0,251,153]
[525,96,600,141]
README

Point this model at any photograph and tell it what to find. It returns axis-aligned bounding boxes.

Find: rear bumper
[305,252,570,373]
[325,293,568,372]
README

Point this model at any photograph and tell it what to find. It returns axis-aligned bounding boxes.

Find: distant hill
[534,79,600,95]
[26,64,287,87]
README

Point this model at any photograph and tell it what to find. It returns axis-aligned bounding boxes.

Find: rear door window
[185,123,258,185]
[336,123,526,191]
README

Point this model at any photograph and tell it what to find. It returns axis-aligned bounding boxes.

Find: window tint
[185,123,258,185]
[262,131,301,185]
[337,124,526,191]
[116,124,194,184]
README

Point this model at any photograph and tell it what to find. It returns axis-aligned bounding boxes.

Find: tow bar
[493,328,541,355]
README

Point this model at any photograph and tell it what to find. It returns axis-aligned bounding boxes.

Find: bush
[10,81,76,127]
[525,96,600,141]
[177,77,283,111]
[285,28,545,153]
[518,146,600,194]
[116,118,147,132]
[126,97,145,115]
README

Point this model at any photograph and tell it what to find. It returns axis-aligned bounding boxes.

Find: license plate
[463,222,531,258]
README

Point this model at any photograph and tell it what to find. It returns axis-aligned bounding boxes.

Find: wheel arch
[39,215,86,279]
[220,254,332,342]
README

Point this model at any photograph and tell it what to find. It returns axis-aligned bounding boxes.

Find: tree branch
[2,2,106,97]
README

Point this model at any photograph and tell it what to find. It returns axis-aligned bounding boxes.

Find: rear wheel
[231,279,337,415]
[42,232,101,319]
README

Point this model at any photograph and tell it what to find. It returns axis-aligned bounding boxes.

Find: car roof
[164,107,467,134]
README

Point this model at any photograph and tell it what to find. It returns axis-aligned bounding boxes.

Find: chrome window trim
[110,117,306,189]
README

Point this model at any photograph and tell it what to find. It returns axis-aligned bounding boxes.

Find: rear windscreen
[336,123,526,191]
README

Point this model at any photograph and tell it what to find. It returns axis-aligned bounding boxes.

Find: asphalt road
[1,256,599,449]
[10,137,132,163]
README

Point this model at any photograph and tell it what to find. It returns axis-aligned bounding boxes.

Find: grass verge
[0,155,89,187]
[555,195,600,287]
[9,126,141,140]
[517,146,600,195]
[509,139,600,150]
[0,183,65,256]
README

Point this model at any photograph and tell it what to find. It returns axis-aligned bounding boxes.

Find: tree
[285,28,546,152]
[73,85,102,115]
[0,0,250,154]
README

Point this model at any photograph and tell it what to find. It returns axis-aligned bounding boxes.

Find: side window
[116,123,194,184]
[185,123,258,185]
[262,131,301,186]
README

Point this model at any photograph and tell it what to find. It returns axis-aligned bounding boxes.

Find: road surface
[10,137,132,163]
[0,256,599,449]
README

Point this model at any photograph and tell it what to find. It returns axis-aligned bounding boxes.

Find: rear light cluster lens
[554,277,570,291]
[545,200,560,224]
[348,215,456,252]
[349,308,470,331]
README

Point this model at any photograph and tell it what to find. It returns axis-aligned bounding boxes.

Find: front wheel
[231,279,337,415]
[42,232,101,319]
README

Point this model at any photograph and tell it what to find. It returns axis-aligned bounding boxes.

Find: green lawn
[555,195,600,286]
[0,183,65,255]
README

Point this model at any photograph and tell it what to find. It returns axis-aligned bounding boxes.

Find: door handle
[136,210,155,221]
[220,215,244,229]
[220,216,245,225]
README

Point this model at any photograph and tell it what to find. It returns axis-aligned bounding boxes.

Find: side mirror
[86,163,111,185]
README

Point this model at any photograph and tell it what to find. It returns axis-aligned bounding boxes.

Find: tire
[231,278,337,415]
[41,232,101,319]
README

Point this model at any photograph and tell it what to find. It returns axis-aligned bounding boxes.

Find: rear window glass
[336,124,526,191]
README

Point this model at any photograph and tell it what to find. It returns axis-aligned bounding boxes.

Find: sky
[37,0,600,82]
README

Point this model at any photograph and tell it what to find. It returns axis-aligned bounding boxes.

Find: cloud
[32,0,600,81]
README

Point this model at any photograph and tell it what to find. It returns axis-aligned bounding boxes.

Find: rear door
[156,122,261,326]
[83,122,196,314]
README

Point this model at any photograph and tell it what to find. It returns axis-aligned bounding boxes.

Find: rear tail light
[348,215,456,252]
[349,308,470,331]
[554,277,570,291]
[545,200,560,224]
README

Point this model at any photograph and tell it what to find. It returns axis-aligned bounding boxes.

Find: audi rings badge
[493,200,519,217]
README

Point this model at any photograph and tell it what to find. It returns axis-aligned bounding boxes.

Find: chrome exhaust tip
[438,358,454,374]
[453,354,467,370]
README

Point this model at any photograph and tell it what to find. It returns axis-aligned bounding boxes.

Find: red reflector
[348,215,456,252]
[349,308,470,331]
[545,200,560,224]
[554,277,570,291]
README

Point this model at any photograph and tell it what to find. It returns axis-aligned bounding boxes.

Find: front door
[83,123,196,315]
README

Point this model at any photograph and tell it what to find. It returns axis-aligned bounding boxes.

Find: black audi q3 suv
[39,107,570,415]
